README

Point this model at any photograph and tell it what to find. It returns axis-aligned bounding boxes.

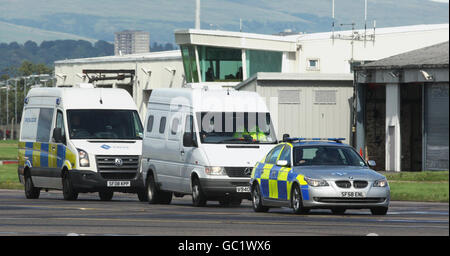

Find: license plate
[107,181,131,187]
[341,191,365,198]
[236,186,250,193]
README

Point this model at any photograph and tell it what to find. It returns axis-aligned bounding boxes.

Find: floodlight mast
[195,0,201,29]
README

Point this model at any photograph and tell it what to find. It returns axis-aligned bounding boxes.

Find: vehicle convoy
[141,84,278,206]
[250,138,390,215]
[18,85,145,201]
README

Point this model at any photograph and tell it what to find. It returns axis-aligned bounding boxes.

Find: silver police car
[250,138,390,215]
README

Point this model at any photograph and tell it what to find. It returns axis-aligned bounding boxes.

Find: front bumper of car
[301,180,390,209]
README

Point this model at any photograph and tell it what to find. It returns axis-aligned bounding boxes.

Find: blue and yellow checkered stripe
[19,141,76,169]
[252,143,310,201]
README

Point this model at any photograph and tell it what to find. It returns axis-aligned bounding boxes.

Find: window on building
[180,45,199,83]
[307,58,320,71]
[198,46,243,82]
[246,50,282,78]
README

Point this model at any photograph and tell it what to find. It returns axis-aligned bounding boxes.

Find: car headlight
[304,177,329,187]
[373,179,388,187]
[77,148,90,167]
[205,166,225,176]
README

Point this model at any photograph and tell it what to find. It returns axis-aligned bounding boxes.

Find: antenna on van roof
[99,87,103,104]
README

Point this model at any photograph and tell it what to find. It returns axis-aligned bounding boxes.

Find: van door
[165,111,183,191]
[179,113,197,193]
[31,107,55,188]
[48,109,67,189]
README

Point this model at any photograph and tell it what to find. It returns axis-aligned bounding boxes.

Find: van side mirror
[52,128,65,144]
[183,132,197,147]
[368,160,376,167]
[276,160,289,167]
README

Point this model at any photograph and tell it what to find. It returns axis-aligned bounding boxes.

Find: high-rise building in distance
[114,30,150,55]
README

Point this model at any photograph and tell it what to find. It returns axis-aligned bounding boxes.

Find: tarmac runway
[0,189,448,236]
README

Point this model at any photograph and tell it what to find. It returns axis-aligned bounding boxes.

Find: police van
[18,85,145,201]
[141,84,278,206]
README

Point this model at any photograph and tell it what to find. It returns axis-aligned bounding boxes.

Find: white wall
[54,55,184,119]
[296,25,449,74]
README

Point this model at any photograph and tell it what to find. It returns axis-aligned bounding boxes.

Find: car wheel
[370,207,388,215]
[291,184,309,214]
[99,191,114,201]
[62,172,78,201]
[24,174,40,199]
[252,184,269,212]
[191,178,207,207]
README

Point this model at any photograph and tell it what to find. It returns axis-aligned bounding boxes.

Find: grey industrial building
[236,72,354,143]
[355,41,449,172]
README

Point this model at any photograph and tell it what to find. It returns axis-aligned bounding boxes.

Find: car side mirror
[282,133,290,141]
[368,160,376,167]
[52,128,64,144]
[276,160,289,167]
[183,132,197,147]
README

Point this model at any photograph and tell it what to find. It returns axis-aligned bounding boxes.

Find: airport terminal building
[54,24,449,171]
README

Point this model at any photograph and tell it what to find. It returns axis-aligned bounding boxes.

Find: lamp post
[5,80,9,140]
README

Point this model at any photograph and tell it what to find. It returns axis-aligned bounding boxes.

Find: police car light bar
[283,137,346,143]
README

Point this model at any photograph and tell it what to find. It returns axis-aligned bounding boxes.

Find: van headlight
[205,166,225,176]
[304,177,329,187]
[373,179,388,187]
[77,149,90,167]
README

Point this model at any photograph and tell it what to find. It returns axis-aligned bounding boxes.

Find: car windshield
[293,146,367,167]
[196,112,277,144]
[67,110,143,140]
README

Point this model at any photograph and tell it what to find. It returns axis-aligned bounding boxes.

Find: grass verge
[389,182,448,202]
[0,164,22,190]
[0,140,18,160]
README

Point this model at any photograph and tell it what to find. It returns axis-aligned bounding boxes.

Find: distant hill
[0,40,114,76]
[0,21,98,44]
[0,0,448,44]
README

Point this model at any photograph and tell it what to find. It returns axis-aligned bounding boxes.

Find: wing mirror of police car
[276,160,289,167]
[368,160,376,167]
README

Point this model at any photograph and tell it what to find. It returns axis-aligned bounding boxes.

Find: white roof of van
[149,88,270,113]
[26,87,137,110]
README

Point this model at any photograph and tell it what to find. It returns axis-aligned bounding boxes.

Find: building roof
[55,50,181,65]
[285,23,449,41]
[235,72,353,90]
[358,41,449,70]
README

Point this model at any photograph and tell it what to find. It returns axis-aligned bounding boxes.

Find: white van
[141,85,278,206]
[18,86,146,201]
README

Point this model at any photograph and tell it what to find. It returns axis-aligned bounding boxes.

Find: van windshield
[67,110,143,140]
[196,112,277,144]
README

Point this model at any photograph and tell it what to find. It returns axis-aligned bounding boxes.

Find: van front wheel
[24,174,40,199]
[62,172,78,201]
[191,178,207,207]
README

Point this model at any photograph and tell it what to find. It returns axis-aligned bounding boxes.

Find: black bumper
[199,178,251,200]
[69,169,145,193]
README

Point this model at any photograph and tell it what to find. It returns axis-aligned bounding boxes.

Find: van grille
[96,155,139,180]
[224,167,252,178]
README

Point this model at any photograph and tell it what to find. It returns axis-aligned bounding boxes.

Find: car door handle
[180,150,185,155]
